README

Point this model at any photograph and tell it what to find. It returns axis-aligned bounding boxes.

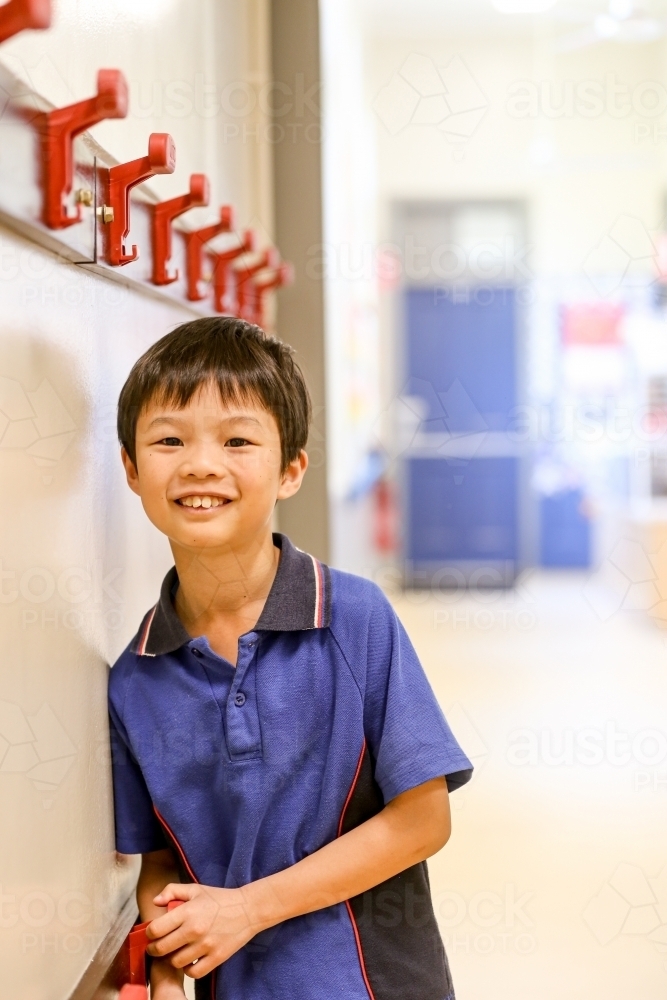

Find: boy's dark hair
[117,317,312,472]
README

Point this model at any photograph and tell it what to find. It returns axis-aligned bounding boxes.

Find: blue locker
[539,489,591,568]
[404,287,519,582]
[407,457,518,561]
[406,287,516,431]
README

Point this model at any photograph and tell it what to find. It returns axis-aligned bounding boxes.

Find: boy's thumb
[153,882,195,906]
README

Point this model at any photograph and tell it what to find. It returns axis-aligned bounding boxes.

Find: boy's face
[121,381,307,555]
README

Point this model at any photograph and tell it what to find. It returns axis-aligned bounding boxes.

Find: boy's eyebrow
[144,413,264,429]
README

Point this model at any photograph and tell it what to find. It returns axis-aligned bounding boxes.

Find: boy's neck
[170,528,280,646]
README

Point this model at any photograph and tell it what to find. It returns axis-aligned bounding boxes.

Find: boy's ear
[277,449,308,501]
[121,447,141,496]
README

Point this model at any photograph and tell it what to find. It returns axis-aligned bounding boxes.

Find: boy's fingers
[146,923,192,957]
[169,942,207,970]
[145,906,186,941]
[153,882,197,907]
[185,955,215,980]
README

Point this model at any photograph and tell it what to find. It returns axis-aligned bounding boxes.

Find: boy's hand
[145,882,260,979]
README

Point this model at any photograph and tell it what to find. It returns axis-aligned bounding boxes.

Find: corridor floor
[391,571,667,999]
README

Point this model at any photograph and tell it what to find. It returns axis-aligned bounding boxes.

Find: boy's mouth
[175,495,232,509]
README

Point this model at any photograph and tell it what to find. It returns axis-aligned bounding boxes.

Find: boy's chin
[171,523,238,547]
[166,516,271,552]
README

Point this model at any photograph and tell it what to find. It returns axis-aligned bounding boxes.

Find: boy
[109,317,472,1000]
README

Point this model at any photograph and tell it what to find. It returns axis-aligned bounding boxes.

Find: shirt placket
[226,632,263,760]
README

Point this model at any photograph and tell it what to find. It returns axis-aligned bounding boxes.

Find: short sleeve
[109,699,167,855]
[362,598,473,803]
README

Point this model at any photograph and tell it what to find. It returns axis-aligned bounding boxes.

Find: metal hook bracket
[235,247,280,323]
[118,900,183,1000]
[183,205,235,300]
[34,69,128,230]
[104,133,176,266]
[0,0,50,44]
[150,173,210,285]
[254,262,294,326]
[208,229,257,314]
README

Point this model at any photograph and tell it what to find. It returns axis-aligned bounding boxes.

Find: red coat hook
[0,0,50,43]
[236,248,280,323]
[150,173,210,285]
[118,900,183,999]
[255,262,294,326]
[183,205,235,301]
[103,133,176,266]
[208,229,257,314]
[34,69,128,230]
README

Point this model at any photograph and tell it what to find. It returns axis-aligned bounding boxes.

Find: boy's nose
[179,446,226,479]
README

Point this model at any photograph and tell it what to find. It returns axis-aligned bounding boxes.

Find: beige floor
[390,571,667,999]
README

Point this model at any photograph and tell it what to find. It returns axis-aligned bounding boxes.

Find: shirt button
[191,647,203,658]
[234,692,246,707]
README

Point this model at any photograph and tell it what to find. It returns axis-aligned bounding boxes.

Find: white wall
[0,3,271,997]
[320,0,380,505]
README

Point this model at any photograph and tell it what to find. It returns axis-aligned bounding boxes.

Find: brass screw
[96,205,114,224]
[75,188,93,207]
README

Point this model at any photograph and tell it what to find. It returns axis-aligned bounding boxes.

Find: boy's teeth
[180,495,224,508]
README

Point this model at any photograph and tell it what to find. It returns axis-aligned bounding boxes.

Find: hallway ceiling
[361,0,667,41]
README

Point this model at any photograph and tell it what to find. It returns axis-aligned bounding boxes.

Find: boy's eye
[226,437,249,448]
[158,437,183,447]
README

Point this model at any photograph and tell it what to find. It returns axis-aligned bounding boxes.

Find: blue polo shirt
[109,534,472,1000]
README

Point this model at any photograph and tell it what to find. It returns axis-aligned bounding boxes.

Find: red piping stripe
[153,807,217,999]
[337,740,377,1000]
[345,899,377,1000]
[153,805,197,882]
[314,558,325,627]
[337,740,366,838]
[137,605,157,656]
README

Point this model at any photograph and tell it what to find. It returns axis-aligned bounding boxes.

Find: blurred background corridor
[2,0,667,997]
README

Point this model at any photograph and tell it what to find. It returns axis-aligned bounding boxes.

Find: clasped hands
[146,882,261,980]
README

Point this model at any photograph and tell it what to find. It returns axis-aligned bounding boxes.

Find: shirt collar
[131,533,332,657]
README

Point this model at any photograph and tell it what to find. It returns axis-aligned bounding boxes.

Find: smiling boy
[109,317,473,1000]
